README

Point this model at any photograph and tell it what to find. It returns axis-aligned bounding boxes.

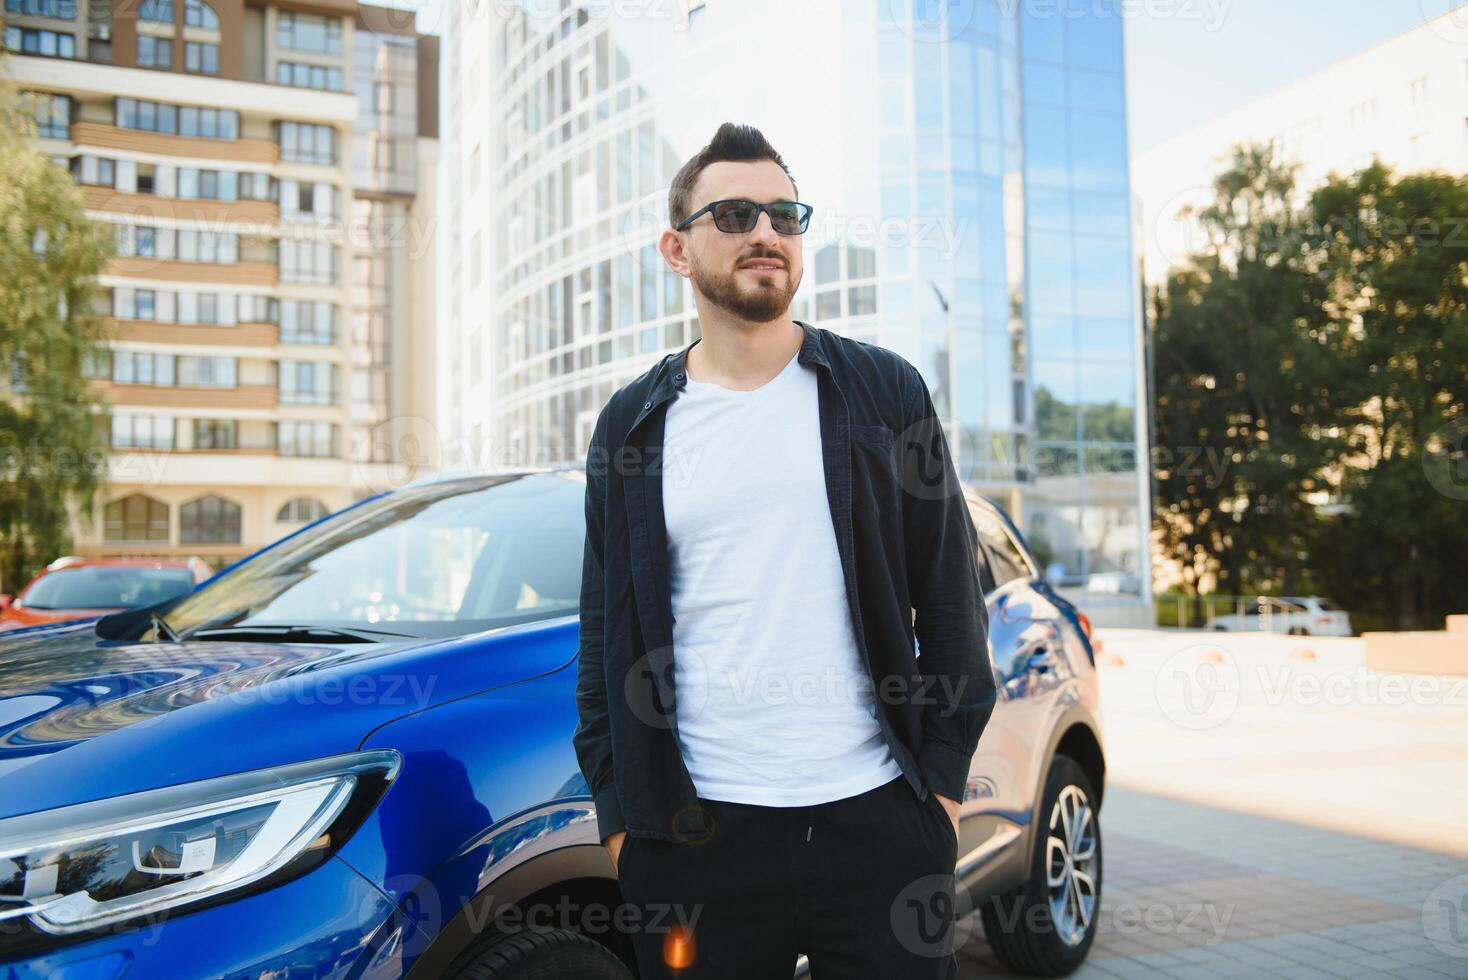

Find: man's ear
[659,227,691,277]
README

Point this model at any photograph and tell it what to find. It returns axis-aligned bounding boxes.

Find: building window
[278,360,336,405]
[185,41,218,74]
[4,27,76,58]
[279,179,337,220]
[275,61,343,91]
[276,11,341,54]
[117,98,238,139]
[176,167,241,201]
[277,497,328,523]
[110,414,174,449]
[115,225,238,264]
[277,240,335,284]
[184,0,218,28]
[111,350,175,385]
[137,34,172,68]
[275,121,336,164]
[136,0,170,21]
[180,494,241,544]
[5,0,78,17]
[24,92,70,139]
[277,299,335,343]
[193,419,236,449]
[69,154,115,186]
[104,494,169,543]
[176,355,236,386]
[276,421,337,457]
[1408,75,1429,106]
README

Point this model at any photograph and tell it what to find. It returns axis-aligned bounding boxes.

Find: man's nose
[748,209,781,247]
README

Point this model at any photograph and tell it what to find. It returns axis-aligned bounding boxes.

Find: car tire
[452,927,633,980]
[979,754,1101,977]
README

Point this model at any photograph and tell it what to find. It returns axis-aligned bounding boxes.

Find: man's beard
[690,256,799,323]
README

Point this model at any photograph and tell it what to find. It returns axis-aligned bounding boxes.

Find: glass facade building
[452,0,1150,620]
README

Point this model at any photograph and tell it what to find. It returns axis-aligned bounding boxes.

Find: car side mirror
[0,594,11,612]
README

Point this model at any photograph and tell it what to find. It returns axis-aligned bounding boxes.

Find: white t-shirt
[661,348,903,806]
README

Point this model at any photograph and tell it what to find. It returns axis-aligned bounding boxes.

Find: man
[574,122,996,979]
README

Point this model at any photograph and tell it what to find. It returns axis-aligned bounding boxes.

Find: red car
[0,555,213,632]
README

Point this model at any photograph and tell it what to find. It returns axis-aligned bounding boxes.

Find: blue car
[0,470,1105,978]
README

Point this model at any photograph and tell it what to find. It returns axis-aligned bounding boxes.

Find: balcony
[104,319,280,348]
[71,122,280,166]
[82,186,279,228]
[106,256,278,287]
[93,381,278,410]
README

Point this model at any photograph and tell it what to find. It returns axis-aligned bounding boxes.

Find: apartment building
[2,0,438,569]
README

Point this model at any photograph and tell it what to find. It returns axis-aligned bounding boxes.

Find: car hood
[0,606,121,631]
[0,615,579,819]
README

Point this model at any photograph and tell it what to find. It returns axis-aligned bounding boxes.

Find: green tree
[0,76,114,594]
[1308,164,1468,630]
[1150,145,1344,602]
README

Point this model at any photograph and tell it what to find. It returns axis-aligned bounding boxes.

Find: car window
[1315,598,1343,611]
[159,473,586,640]
[22,567,195,610]
[967,500,1031,592]
[974,542,999,595]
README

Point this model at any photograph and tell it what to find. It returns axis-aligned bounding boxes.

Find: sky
[1125,0,1468,152]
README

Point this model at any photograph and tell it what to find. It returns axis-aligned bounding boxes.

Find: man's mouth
[739,260,785,272]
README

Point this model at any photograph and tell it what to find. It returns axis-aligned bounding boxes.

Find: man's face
[676,160,804,324]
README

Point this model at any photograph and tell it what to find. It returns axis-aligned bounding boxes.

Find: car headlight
[0,749,400,953]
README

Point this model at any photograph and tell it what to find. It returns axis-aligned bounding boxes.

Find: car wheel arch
[403,843,633,980]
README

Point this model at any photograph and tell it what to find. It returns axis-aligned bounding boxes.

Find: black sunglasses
[675,199,814,235]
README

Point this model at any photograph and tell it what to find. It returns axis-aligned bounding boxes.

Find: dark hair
[667,122,798,228]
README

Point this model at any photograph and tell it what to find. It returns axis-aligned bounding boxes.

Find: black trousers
[615,775,961,979]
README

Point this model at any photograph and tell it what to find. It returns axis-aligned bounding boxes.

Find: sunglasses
[674,199,814,235]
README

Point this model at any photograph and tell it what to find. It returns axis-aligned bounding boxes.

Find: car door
[958,497,1075,860]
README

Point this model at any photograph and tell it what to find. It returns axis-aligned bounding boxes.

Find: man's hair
[668,122,798,229]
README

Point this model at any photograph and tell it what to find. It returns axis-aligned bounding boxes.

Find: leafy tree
[1150,145,1343,602]
[1308,164,1468,629]
[0,74,114,594]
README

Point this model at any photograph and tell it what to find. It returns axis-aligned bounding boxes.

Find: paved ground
[952,629,1468,979]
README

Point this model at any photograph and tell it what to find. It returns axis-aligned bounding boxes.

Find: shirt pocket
[851,423,900,515]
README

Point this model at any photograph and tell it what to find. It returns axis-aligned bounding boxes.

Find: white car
[1208,596,1353,636]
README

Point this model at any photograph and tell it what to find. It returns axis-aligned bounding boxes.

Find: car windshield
[23,567,195,610]
[156,472,586,641]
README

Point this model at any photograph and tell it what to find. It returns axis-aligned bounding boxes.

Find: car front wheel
[979,754,1102,976]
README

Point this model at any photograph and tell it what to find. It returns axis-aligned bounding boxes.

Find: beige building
[3,0,438,569]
